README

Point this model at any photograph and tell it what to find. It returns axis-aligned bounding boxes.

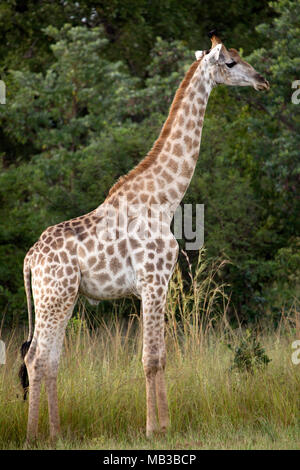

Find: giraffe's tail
[18,341,31,400]
[18,254,33,400]
[23,253,33,342]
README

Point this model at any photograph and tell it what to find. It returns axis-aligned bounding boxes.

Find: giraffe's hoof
[146,424,170,439]
[160,425,169,434]
[157,416,170,435]
[24,437,38,449]
[146,425,159,439]
[49,435,59,447]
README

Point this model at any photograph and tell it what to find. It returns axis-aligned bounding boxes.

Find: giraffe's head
[195,30,269,91]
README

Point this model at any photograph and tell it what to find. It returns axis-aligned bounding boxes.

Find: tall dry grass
[0,251,299,449]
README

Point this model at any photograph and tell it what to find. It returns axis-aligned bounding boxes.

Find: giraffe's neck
[147,60,213,212]
[106,59,214,216]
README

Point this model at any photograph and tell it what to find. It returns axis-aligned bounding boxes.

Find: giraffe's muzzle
[253,74,270,91]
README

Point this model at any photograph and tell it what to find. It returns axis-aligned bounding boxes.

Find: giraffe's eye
[225,61,237,68]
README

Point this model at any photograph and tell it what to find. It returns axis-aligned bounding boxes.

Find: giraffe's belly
[79,267,138,301]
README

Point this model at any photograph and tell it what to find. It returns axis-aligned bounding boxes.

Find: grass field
[0,256,299,450]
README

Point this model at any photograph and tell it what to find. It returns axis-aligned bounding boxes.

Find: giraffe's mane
[106,58,201,199]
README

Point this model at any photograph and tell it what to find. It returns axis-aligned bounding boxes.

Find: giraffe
[19,31,269,442]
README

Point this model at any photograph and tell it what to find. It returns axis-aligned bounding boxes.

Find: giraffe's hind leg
[25,276,79,442]
[44,308,76,441]
[24,334,43,442]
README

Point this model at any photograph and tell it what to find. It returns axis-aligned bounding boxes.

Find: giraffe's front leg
[155,342,169,433]
[143,352,159,437]
[141,287,169,437]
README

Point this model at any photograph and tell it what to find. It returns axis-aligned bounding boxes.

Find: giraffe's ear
[207,43,223,64]
[195,50,204,61]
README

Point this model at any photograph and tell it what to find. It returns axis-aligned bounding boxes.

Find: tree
[0,25,138,324]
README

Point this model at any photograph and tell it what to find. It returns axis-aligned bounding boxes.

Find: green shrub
[228,329,271,373]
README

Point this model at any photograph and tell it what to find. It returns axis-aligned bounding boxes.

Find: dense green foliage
[0,0,299,327]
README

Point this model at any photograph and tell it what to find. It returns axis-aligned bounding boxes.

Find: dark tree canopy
[0,0,299,327]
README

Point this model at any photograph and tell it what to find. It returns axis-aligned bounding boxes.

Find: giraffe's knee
[25,351,46,381]
[24,349,35,373]
[160,351,167,370]
[143,353,160,377]
[45,357,60,380]
[24,339,37,366]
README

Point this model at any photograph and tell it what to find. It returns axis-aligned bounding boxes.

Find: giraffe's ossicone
[19,31,269,442]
